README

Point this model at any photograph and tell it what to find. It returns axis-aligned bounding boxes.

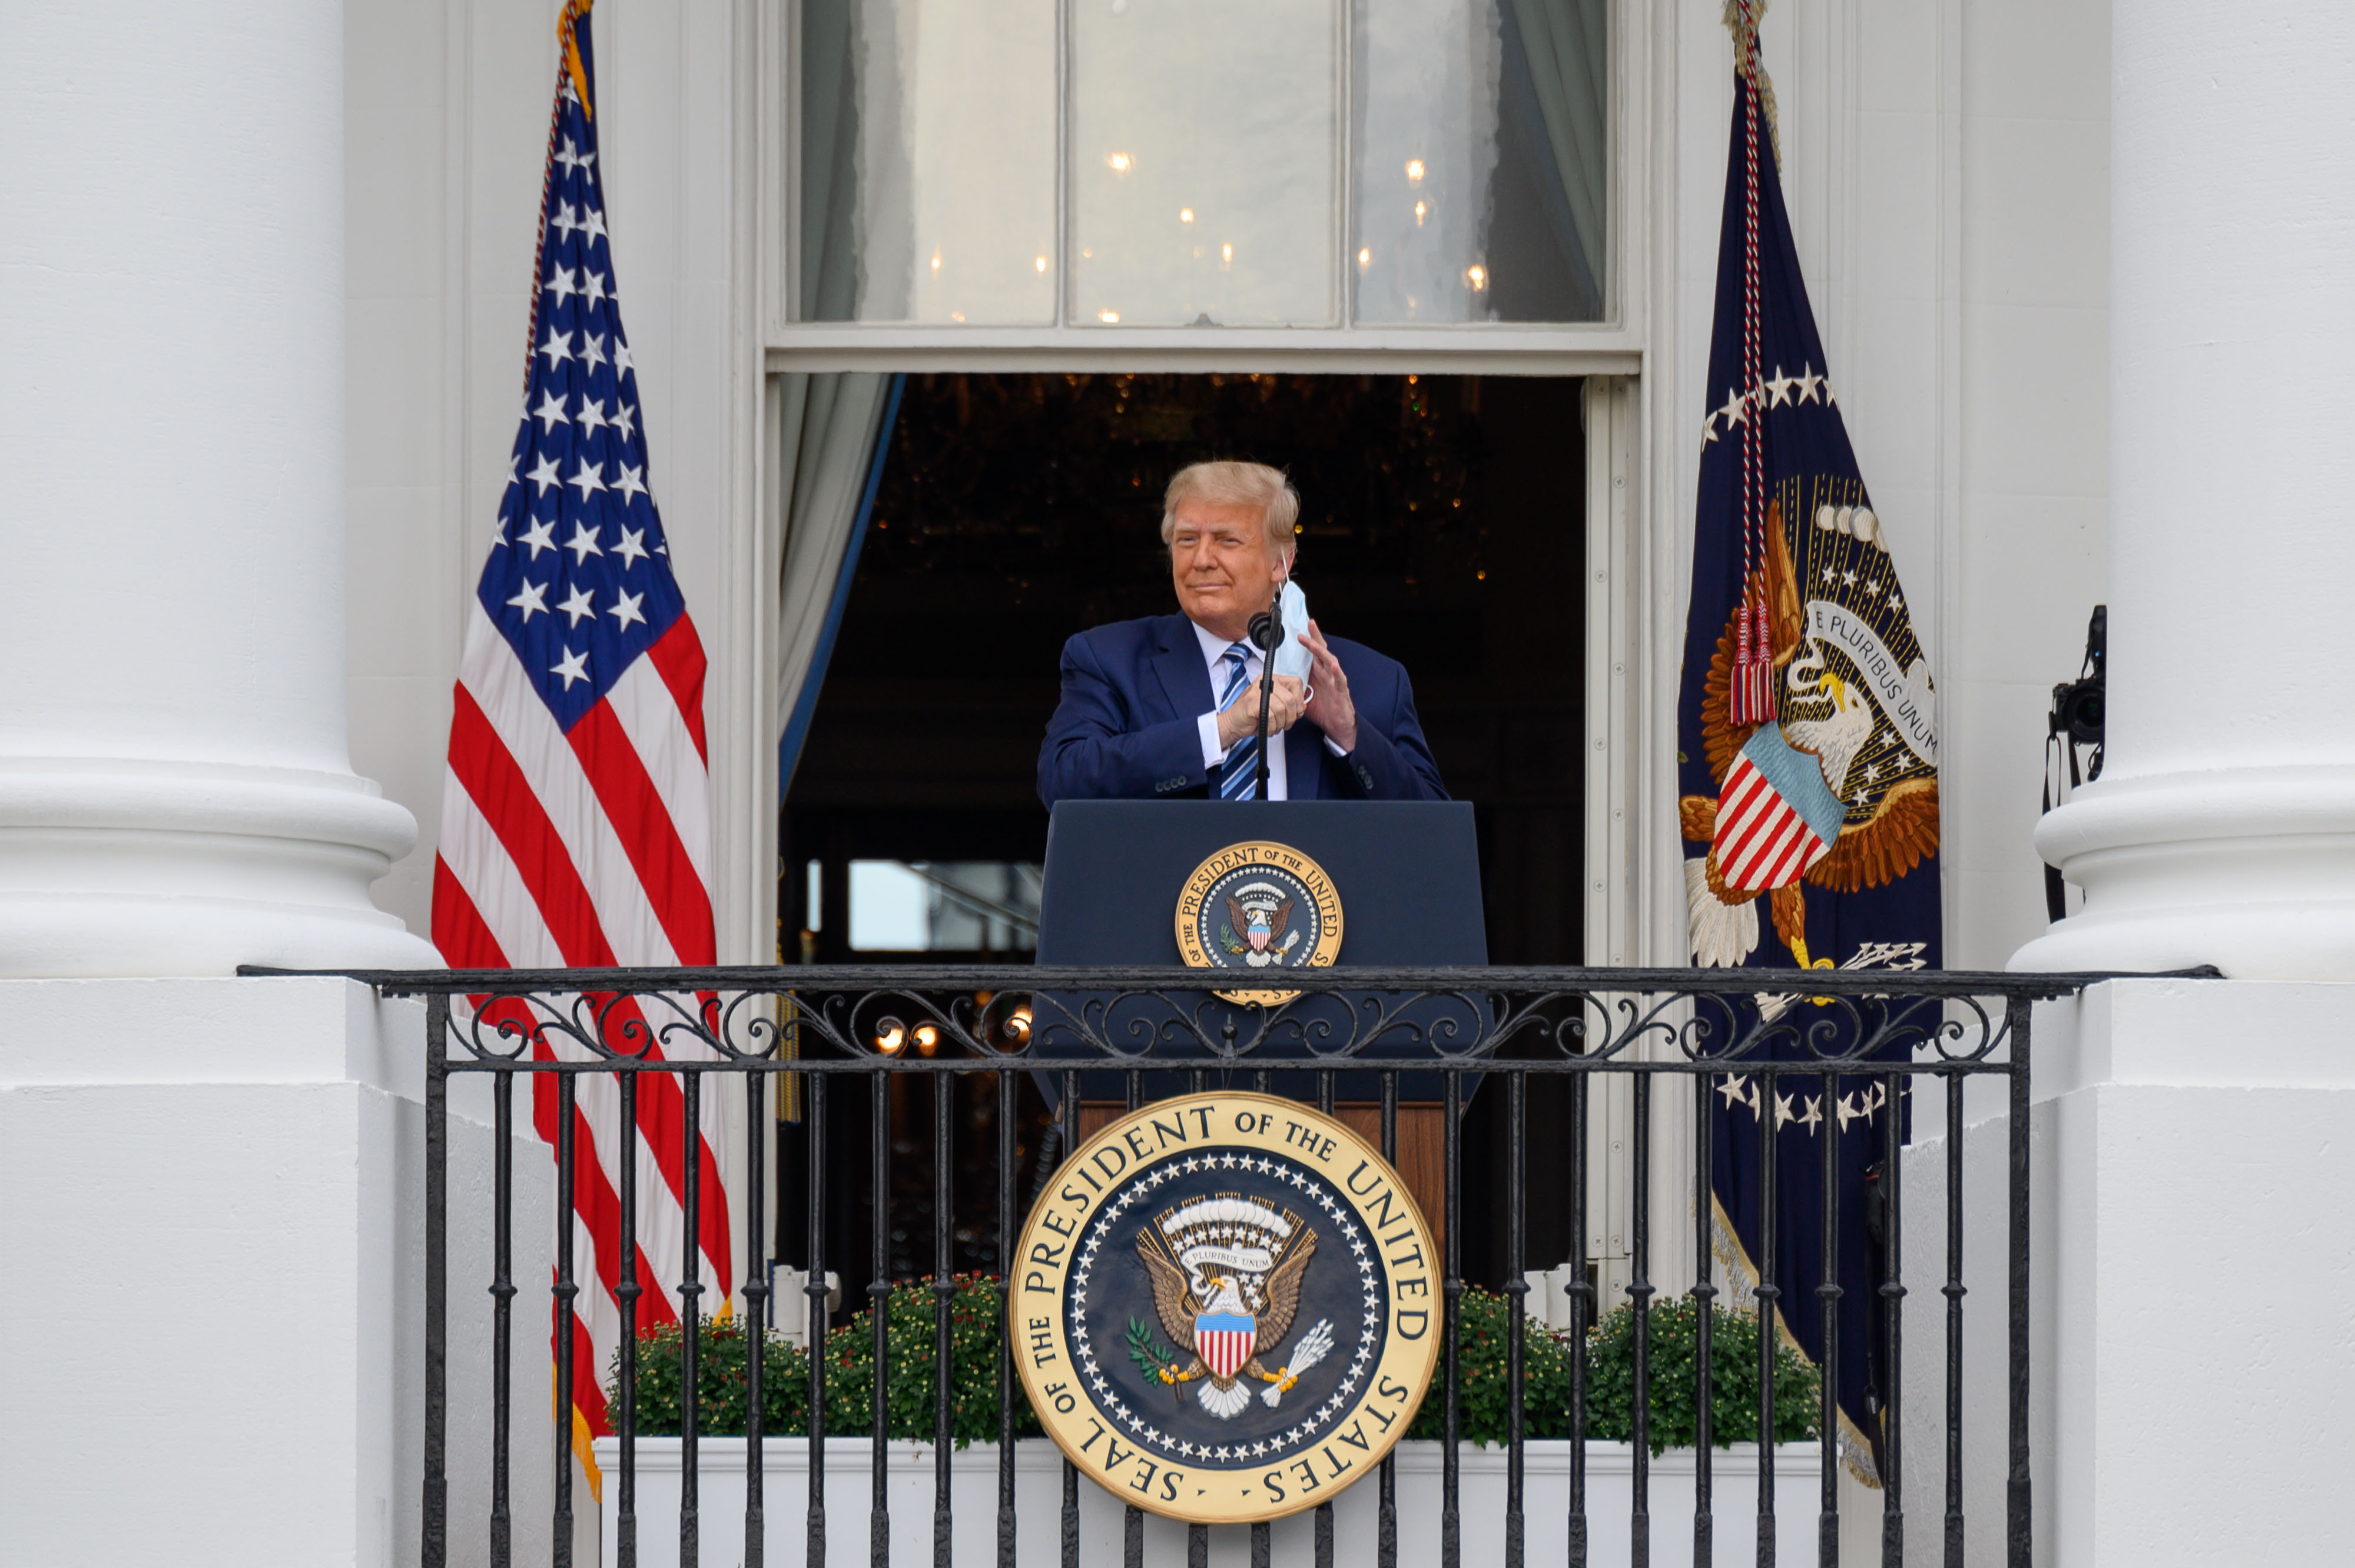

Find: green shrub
[622,1275,1814,1456]
[626,1274,1043,1444]
[1584,1294,1820,1454]
[1405,1285,1819,1453]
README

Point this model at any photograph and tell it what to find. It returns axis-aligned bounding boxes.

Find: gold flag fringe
[1709,1195,1886,1490]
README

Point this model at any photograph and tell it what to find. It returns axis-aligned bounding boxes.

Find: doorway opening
[775,370,1588,1315]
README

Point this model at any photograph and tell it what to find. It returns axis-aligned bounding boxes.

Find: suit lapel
[1148,614,1215,726]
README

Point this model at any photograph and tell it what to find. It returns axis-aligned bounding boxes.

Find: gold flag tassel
[1722,0,1783,168]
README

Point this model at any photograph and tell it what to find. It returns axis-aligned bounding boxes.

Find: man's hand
[1216,674,1306,750]
[1300,620,1358,752]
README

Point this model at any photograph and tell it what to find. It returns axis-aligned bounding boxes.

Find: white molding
[717,0,774,969]
[1635,0,1693,1303]
[1932,0,1965,955]
[596,1436,1823,1568]
[763,333,1642,377]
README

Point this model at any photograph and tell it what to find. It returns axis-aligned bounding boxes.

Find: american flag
[432,0,731,1494]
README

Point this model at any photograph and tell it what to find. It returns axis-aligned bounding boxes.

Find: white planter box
[593,1436,1822,1567]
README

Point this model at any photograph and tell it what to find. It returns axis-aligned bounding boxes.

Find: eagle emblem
[1131,1194,1335,1420]
[1216,881,1301,965]
[1683,497,1941,969]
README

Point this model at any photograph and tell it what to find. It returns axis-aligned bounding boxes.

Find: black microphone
[1248,591,1283,798]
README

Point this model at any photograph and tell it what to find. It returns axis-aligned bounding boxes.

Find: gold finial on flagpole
[560,0,595,121]
[1722,0,1783,166]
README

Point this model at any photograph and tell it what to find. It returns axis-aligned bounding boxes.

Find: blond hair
[1160,461,1301,556]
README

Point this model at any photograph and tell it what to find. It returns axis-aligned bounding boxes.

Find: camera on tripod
[2041,606,2106,921]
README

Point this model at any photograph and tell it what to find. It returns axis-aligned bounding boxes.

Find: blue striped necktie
[1215,642,1261,800]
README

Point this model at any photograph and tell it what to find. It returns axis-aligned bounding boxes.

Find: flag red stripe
[449,687,723,1289]
[452,687,698,1182]
[642,616,709,766]
[1722,800,1795,885]
[432,853,507,967]
[566,700,715,965]
[1734,809,1804,885]
[1755,817,1817,889]
[1716,766,1774,854]
[449,684,620,968]
[430,873,638,1323]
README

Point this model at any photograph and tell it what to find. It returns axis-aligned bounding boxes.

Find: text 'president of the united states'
[1037,461,1449,805]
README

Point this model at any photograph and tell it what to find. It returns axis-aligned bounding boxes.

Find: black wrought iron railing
[328,963,2130,1568]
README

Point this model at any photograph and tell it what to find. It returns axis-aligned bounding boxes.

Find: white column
[0,978,555,1568]
[2013,2,2355,980]
[0,0,435,975]
[1991,14,2355,1566]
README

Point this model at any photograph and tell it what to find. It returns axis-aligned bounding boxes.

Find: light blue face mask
[1272,579,1312,683]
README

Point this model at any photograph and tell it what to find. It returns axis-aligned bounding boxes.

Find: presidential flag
[1676,2,1941,1483]
[431,0,731,1494]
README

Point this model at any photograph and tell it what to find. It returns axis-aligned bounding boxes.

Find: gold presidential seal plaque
[1011,1092,1438,1524]
[1172,841,1344,1005]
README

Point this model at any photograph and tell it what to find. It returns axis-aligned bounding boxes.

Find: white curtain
[774,372,899,794]
[1504,0,1609,307]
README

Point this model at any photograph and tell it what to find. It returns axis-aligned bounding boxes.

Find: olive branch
[1125,1317,1176,1383]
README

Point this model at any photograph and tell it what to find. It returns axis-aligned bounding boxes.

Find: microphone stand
[1248,585,1283,800]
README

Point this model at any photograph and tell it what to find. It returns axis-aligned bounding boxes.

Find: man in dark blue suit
[1039,461,1448,805]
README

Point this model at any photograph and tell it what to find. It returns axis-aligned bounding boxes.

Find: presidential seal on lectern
[1172,840,1345,1006]
[1012,1093,1438,1524]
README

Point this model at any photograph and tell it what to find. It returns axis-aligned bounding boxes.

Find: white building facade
[3,0,2351,1563]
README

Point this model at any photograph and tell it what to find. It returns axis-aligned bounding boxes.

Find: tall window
[792,0,1610,327]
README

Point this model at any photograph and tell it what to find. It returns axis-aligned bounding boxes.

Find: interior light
[1100,309,1120,323]
[1107,152,1133,172]
[1466,264,1488,291]
[1405,159,1426,182]
[1220,243,1233,267]
[930,247,943,273]
[1180,207,1195,224]
[1415,201,1428,227]
[1007,1005,1033,1042]
[875,1024,905,1055]
[914,1022,940,1057]
[1357,247,1371,270]
[950,311,966,323]
[1034,255,1049,273]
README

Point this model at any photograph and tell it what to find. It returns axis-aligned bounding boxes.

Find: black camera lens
[2062,683,2104,745]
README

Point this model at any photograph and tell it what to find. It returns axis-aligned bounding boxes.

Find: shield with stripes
[1710,721,1845,893]
[1195,1313,1256,1380]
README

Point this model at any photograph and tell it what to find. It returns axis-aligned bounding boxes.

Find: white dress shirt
[1189,619,1346,800]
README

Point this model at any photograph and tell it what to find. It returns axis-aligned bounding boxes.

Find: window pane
[848,861,1042,952]
[1072,0,1338,327]
[1353,0,1607,323]
[800,0,1056,322]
